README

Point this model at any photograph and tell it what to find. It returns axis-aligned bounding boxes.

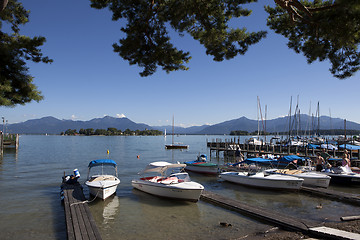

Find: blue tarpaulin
[233,157,277,166]
[339,144,360,150]
[308,144,320,149]
[88,159,117,168]
[278,155,303,163]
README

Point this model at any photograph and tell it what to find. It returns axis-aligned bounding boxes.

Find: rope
[69,182,103,206]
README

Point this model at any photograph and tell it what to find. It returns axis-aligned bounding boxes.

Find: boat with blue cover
[85,159,120,200]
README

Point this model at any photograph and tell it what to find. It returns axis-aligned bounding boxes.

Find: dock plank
[309,226,360,240]
[61,183,102,240]
[301,186,360,205]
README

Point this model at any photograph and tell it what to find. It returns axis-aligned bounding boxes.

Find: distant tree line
[230,129,360,136]
[61,128,163,136]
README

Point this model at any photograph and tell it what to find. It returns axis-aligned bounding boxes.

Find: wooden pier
[61,183,102,240]
[0,133,19,155]
[207,139,360,162]
[200,190,360,239]
[300,186,360,205]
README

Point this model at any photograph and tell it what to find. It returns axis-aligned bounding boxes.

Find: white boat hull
[265,169,331,188]
[220,172,303,190]
[131,179,204,201]
[85,175,120,200]
[292,172,330,188]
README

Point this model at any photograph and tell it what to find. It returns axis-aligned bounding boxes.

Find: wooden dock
[200,190,318,232]
[0,133,19,155]
[61,183,102,240]
[300,186,360,205]
[200,190,360,239]
[207,139,360,162]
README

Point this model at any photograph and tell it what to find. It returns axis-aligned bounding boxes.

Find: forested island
[61,128,163,136]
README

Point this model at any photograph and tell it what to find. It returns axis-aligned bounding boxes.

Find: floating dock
[200,190,360,239]
[61,183,102,240]
[300,186,360,205]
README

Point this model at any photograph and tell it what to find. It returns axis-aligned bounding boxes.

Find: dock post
[0,133,3,156]
[15,134,19,150]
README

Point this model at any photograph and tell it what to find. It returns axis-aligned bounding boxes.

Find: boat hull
[265,169,331,188]
[185,165,218,175]
[321,173,360,185]
[131,179,204,201]
[293,172,330,188]
[165,144,189,149]
[85,176,120,200]
[220,172,303,190]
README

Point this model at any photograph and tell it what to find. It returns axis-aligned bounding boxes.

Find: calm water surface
[0,135,359,240]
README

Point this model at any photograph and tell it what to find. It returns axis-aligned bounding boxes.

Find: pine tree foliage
[266,0,360,79]
[91,0,359,79]
[0,0,52,106]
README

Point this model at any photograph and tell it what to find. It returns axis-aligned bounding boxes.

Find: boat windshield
[169,172,191,182]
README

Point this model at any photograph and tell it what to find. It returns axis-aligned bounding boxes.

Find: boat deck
[61,183,102,240]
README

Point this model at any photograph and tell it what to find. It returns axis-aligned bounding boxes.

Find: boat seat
[160,177,178,184]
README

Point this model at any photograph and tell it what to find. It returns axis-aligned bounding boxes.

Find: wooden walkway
[200,190,318,232]
[61,183,102,240]
[300,186,360,205]
[200,190,360,239]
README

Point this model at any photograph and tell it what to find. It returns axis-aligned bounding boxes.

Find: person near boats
[320,148,331,162]
[342,149,351,167]
[235,147,244,161]
[315,153,325,171]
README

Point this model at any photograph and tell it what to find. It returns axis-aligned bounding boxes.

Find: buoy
[137,155,140,159]
[107,149,110,155]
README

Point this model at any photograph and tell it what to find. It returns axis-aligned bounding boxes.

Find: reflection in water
[102,196,120,224]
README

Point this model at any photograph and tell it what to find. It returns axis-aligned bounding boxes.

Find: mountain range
[5,115,360,135]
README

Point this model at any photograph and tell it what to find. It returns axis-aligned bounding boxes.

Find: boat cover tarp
[233,157,277,166]
[88,159,117,168]
[308,144,320,149]
[139,161,186,174]
[339,144,360,150]
[277,155,303,163]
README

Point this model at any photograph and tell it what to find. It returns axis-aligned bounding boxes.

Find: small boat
[165,115,188,150]
[320,166,360,184]
[264,169,331,188]
[165,143,189,150]
[85,159,120,200]
[184,154,218,175]
[220,171,303,190]
[132,161,204,201]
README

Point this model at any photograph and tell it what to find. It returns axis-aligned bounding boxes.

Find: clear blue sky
[2,0,359,127]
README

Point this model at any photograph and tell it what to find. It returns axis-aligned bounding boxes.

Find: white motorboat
[220,171,303,190]
[132,161,204,201]
[85,159,120,200]
[184,154,219,175]
[320,166,360,185]
[264,169,331,188]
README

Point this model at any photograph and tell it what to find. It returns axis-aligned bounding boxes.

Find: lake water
[0,135,359,240]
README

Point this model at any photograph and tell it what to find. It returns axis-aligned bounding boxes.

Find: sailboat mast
[172,115,174,145]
